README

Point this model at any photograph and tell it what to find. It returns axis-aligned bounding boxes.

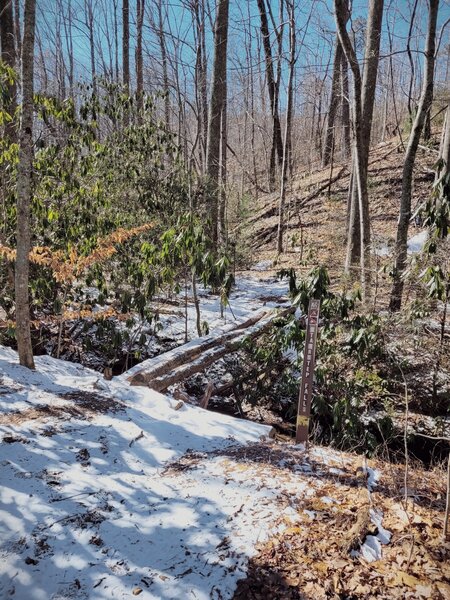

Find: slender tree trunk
[343,0,384,293]
[423,95,433,141]
[390,0,439,311]
[15,0,36,369]
[122,0,130,91]
[256,0,283,190]
[437,104,450,180]
[14,0,21,62]
[219,99,227,244]
[0,0,17,292]
[156,0,170,130]
[277,0,295,253]
[136,0,144,117]
[113,0,119,82]
[323,38,344,167]
[85,0,97,94]
[340,53,351,159]
[206,0,229,244]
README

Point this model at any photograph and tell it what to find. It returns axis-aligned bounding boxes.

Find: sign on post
[295,298,320,444]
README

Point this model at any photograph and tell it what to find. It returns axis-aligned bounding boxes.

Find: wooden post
[295,298,320,444]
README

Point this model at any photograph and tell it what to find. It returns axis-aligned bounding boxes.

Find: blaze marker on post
[296,298,320,444]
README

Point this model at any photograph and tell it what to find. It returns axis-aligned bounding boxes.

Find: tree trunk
[256,0,283,190]
[122,0,130,91]
[85,0,97,94]
[340,53,351,159]
[206,0,229,244]
[156,0,170,131]
[390,0,439,311]
[277,0,295,253]
[437,104,450,179]
[15,0,36,370]
[343,0,384,293]
[14,0,21,62]
[136,0,144,117]
[323,38,344,168]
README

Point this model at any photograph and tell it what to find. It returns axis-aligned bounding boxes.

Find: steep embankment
[242,137,436,292]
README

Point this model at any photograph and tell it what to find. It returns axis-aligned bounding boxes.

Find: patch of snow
[370,508,392,545]
[357,534,383,562]
[372,230,428,258]
[304,510,316,520]
[329,467,345,475]
[351,508,391,563]
[367,467,381,491]
[252,260,273,271]
[407,230,428,254]
[373,242,392,257]
[320,496,337,504]
[149,276,289,345]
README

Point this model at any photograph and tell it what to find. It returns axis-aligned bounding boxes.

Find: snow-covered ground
[156,276,289,343]
[0,346,275,600]
[0,343,390,600]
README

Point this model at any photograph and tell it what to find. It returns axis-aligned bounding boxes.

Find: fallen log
[125,307,290,386]
[131,306,295,392]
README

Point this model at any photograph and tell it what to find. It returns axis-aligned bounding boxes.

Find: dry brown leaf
[436,582,450,599]
[391,570,428,589]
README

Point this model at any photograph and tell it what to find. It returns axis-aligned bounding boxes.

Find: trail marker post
[295,298,320,444]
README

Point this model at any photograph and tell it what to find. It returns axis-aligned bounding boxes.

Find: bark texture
[15,0,36,369]
[206,0,229,244]
[345,0,384,283]
[390,0,439,311]
[256,0,283,190]
[122,0,130,90]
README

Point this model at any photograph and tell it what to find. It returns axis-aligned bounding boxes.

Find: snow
[0,346,277,600]
[351,509,391,563]
[407,230,428,254]
[149,276,289,345]
[0,274,393,598]
[252,260,273,271]
[372,230,428,257]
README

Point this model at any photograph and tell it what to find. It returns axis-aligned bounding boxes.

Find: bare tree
[277,0,295,253]
[390,0,439,311]
[136,0,145,116]
[323,35,344,167]
[122,0,130,90]
[15,0,36,369]
[206,0,229,244]
[256,0,284,190]
[337,0,384,297]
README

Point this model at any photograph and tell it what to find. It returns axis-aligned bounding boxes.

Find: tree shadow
[0,351,269,600]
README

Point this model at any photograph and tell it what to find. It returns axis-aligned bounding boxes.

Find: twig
[444,453,450,541]
[129,430,145,447]
[398,364,410,512]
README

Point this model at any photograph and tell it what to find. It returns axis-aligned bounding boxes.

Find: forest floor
[0,345,448,600]
[240,136,436,302]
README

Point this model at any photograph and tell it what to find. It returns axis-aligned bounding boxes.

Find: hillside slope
[243,137,436,294]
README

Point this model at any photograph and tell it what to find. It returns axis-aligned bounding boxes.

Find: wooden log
[146,307,295,392]
[126,309,275,386]
[200,381,214,409]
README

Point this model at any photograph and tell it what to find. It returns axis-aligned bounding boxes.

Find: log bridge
[125,306,295,393]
